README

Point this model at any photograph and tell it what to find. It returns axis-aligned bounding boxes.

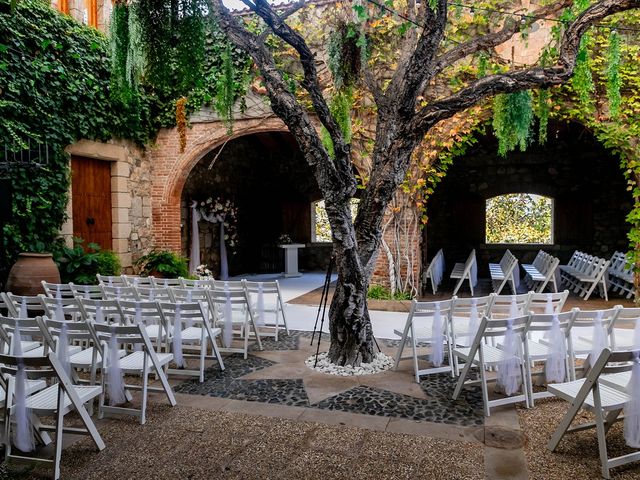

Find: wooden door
[71,156,112,250]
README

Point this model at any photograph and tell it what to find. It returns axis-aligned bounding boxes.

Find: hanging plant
[110,1,132,103]
[536,88,550,144]
[327,21,361,89]
[492,90,534,157]
[571,35,595,109]
[176,96,187,153]
[606,28,622,120]
[175,0,206,92]
[215,42,235,134]
[321,87,353,159]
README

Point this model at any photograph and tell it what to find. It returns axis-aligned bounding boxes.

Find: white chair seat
[0,379,47,405]
[571,337,597,355]
[548,378,630,410]
[23,384,102,415]
[454,344,520,366]
[600,371,631,392]
[526,339,552,359]
[24,345,82,358]
[393,327,442,343]
[119,351,173,373]
[69,347,126,368]
[145,324,161,339]
[450,262,465,278]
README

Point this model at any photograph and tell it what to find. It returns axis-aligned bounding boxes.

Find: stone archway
[149,116,288,253]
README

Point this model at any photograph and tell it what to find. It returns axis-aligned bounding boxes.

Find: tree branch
[411,0,640,139]
[258,0,306,41]
[243,0,349,163]
[209,0,355,198]
[432,0,573,76]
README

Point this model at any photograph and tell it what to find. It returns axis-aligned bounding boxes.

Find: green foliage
[215,42,235,133]
[536,89,550,144]
[492,91,534,157]
[0,0,150,281]
[571,36,595,110]
[327,22,361,89]
[53,238,121,285]
[367,284,412,300]
[134,249,189,278]
[486,194,553,244]
[320,87,353,158]
[606,29,622,119]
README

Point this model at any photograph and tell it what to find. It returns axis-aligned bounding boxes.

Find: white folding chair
[158,301,224,382]
[1,353,105,480]
[207,288,263,358]
[3,293,43,318]
[487,293,532,320]
[547,348,640,479]
[121,275,154,287]
[40,294,83,322]
[151,277,184,288]
[69,283,104,300]
[450,249,477,296]
[449,295,494,375]
[116,300,167,350]
[0,316,52,358]
[452,314,532,416]
[40,281,75,300]
[180,278,215,289]
[393,299,455,382]
[91,322,176,425]
[525,310,578,404]
[135,286,175,302]
[100,285,140,301]
[527,290,569,314]
[244,280,289,340]
[96,274,127,286]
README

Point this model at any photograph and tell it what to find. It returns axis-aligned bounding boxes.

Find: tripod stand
[310,255,381,368]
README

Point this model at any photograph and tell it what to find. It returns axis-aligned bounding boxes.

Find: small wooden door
[71,156,112,250]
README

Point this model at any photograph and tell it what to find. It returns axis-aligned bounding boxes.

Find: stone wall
[425,122,633,278]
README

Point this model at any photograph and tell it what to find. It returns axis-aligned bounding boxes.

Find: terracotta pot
[6,253,61,296]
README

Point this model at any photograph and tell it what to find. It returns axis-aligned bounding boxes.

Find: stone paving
[174,330,484,427]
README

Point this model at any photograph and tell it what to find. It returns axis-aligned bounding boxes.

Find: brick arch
[149,117,288,252]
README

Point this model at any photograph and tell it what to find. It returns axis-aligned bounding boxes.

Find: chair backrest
[488,293,531,320]
[171,288,208,303]
[116,300,164,326]
[528,309,578,334]
[409,299,455,323]
[451,295,493,319]
[69,283,104,300]
[528,290,569,314]
[90,322,154,353]
[135,287,174,302]
[40,281,75,300]
[4,293,44,318]
[609,306,640,331]
[41,316,95,353]
[39,294,83,321]
[180,278,214,289]
[213,280,245,291]
[101,285,140,301]
[207,288,249,307]
[571,307,620,330]
[0,353,73,387]
[464,314,531,365]
[78,298,123,324]
[121,275,155,288]
[244,280,280,295]
[158,301,209,328]
[579,348,639,394]
[0,315,51,355]
[96,274,127,286]
[151,277,184,288]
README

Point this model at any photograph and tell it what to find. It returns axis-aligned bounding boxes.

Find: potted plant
[134,249,189,278]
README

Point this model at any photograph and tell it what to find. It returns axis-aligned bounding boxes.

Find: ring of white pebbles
[305,352,394,376]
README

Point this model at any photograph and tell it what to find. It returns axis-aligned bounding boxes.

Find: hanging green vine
[606,29,622,120]
[321,87,354,159]
[327,21,361,89]
[492,90,534,156]
[537,89,551,144]
[215,42,235,134]
[572,35,596,110]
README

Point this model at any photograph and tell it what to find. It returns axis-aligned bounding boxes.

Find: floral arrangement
[278,233,292,245]
[195,264,213,278]
[198,197,239,249]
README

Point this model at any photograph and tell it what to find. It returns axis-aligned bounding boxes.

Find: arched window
[311,198,359,242]
[485,193,553,244]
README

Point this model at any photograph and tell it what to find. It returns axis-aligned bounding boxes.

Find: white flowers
[196,196,239,252]
[195,264,213,278]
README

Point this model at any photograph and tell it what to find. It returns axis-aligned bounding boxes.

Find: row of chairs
[608,251,634,299]
[559,251,610,301]
[522,250,560,293]
[0,311,179,479]
[489,249,518,295]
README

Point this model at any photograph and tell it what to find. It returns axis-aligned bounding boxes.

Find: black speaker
[0,179,12,223]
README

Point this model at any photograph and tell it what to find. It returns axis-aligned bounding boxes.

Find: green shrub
[96,250,121,276]
[367,284,412,301]
[53,237,119,284]
[134,249,189,278]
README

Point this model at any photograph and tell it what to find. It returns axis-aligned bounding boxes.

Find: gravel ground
[518,397,640,479]
[8,403,484,480]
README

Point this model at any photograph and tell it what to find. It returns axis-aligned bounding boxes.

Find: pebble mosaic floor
[174,330,484,426]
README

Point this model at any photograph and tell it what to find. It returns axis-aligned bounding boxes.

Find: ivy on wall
[0,0,151,281]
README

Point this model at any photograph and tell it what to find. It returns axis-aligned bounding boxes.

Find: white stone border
[305,352,394,376]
